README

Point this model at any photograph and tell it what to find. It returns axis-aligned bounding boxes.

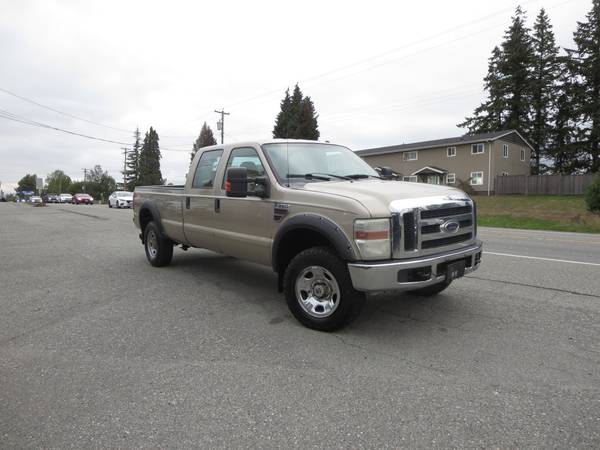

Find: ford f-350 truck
[133,140,482,331]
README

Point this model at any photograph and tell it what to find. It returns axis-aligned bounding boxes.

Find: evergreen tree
[501,6,534,135]
[190,122,217,161]
[569,0,600,172]
[293,96,320,140]
[137,127,163,185]
[273,89,292,138]
[550,56,578,173]
[272,84,320,140]
[124,128,141,190]
[46,170,72,194]
[530,8,560,173]
[460,7,534,146]
[458,46,506,133]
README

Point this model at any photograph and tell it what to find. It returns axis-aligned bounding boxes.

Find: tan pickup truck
[133,140,482,331]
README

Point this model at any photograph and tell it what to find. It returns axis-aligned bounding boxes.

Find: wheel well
[139,208,153,235]
[275,228,335,291]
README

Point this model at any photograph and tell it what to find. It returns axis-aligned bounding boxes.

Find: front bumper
[347,241,482,292]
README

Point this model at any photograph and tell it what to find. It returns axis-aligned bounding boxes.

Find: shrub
[584,174,600,212]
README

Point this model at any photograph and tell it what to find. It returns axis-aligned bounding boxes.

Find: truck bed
[134,185,187,244]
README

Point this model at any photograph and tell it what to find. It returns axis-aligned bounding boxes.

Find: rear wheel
[283,247,365,331]
[144,221,173,267]
[407,280,451,296]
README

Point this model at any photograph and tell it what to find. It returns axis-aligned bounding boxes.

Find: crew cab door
[183,149,224,251]
[214,146,274,265]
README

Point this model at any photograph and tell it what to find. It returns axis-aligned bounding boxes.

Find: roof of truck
[199,139,346,149]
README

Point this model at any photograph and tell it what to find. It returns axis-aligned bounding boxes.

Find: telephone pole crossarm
[214,109,230,144]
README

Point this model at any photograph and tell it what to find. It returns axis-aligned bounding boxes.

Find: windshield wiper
[344,174,381,179]
[287,173,332,181]
[308,172,353,180]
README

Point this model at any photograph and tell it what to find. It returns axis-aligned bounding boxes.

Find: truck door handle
[186,197,190,209]
[214,198,220,212]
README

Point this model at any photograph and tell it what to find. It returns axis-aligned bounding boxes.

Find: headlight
[354,218,391,260]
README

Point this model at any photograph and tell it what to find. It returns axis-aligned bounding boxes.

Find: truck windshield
[262,143,378,183]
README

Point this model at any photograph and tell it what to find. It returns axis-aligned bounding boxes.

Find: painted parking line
[484,251,600,267]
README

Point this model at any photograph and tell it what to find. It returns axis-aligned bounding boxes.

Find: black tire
[283,246,365,331]
[407,280,452,296]
[108,202,112,208]
[143,221,173,267]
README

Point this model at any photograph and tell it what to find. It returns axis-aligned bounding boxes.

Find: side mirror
[253,176,270,198]
[378,166,394,179]
[226,167,249,197]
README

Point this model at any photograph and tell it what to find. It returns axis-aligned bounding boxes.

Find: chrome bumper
[347,241,483,292]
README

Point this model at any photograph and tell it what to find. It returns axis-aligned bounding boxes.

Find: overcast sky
[0,0,591,193]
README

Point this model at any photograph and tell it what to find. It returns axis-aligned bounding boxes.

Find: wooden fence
[495,174,597,195]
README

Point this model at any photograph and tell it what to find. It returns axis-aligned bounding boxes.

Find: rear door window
[192,150,223,189]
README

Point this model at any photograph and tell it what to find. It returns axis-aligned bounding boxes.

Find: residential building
[355,130,532,194]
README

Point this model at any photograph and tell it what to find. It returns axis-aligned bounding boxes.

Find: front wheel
[407,280,451,296]
[283,247,365,331]
[144,221,173,267]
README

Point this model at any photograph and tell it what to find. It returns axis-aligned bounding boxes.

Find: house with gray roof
[356,130,533,194]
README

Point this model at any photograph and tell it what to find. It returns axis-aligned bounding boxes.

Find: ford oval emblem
[441,220,460,233]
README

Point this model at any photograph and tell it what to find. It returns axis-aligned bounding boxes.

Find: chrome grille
[390,195,476,258]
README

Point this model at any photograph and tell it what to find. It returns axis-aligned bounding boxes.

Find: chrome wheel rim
[295,265,341,318]
[146,230,158,259]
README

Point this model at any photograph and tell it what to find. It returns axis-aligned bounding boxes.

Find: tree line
[16,166,116,201]
[460,1,600,174]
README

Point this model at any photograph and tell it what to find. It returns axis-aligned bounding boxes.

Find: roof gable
[356,130,533,157]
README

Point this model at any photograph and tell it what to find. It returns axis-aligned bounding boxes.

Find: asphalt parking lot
[1,202,599,448]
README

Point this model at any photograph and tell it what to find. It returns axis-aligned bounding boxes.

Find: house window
[471,143,485,154]
[470,171,484,185]
[403,176,418,182]
[403,151,418,161]
[446,173,456,184]
[447,147,456,157]
[502,144,509,158]
[520,148,526,161]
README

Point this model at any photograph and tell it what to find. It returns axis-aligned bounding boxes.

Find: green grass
[474,195,600,233]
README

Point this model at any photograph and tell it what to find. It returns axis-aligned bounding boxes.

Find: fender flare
[271,213,357,272]
[139,201,166,238]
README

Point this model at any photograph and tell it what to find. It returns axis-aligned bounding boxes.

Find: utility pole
[82,168,88,193]
[214,108,230,144]
[121,147,129,191]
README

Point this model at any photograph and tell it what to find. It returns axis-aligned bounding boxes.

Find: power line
[0,108,191,152]
[210,0,542,115]
[0,108,132,145]
[0,86,194,139]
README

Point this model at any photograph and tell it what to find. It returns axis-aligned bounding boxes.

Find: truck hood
[301,179,470,217]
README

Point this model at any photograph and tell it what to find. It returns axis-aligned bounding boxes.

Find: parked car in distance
[72,193,94,205]
[43,194,59,203]
[59,193,73,203]
[30,196,43,204]
[108,191,133,208]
